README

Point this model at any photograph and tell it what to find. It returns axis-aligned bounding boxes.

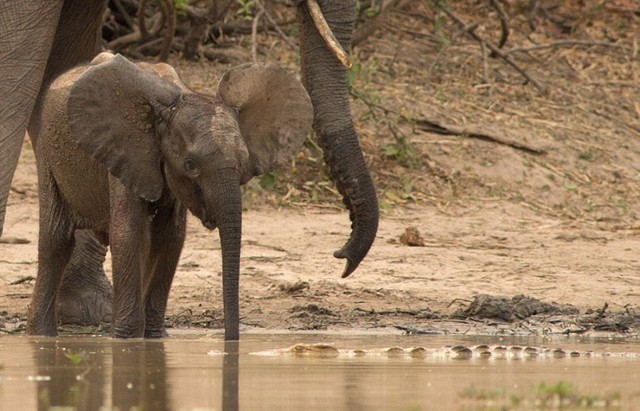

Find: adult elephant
[0,0,378,328]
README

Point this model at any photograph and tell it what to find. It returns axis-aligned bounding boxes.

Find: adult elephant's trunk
[298,0,379,278]
[206,169,242,341]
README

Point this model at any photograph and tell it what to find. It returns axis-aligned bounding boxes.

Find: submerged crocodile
[250,343,640,360]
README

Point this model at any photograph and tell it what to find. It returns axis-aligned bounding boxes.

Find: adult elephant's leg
[298,0,379,277]
[0,2,63,236]
[27,0,113,326]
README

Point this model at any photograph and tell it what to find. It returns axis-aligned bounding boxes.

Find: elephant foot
[57,284,112,325]
[144,328,169,339]
[56,230,113,325]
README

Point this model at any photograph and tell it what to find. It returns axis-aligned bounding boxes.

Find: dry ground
[0,1,639,337]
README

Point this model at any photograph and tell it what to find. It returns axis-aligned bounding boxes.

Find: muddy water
[0,334,638,410]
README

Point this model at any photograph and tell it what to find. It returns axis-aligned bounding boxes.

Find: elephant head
[64,53,313,340]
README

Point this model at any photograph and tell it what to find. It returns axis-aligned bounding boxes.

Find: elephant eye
[184,159,200,178]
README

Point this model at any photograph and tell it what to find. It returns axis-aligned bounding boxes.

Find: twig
[9,276,34,285]
[0,237,30,244]
[158,0,176,62]
[505,39,628,55]
[416,118,547,155]
[251,9,264,62]
[112,0,136,30]
[350,89,547,155]
[528,0,541,30]
[255,0,297,50]
[436,4,547,94]
[489,0,509,56]
[394,325,444,335]
[352,0,407,47]
[139,0,149,40]
[479,40,490,86]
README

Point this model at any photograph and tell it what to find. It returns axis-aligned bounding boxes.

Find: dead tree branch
[139,0,150,40]
[255,0,297,49]
[489,0,509,56]
[352,0,408,47]
[252,9,265,62]
[113,0,137,30]
[435,4,547,95]
[505,39,629,55]
[157,0,175,61]
[414,118,547,155]
[350,89,547,155]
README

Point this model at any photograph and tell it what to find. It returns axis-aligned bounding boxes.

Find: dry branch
[352,0,408,47]
[414,118,547,155]
[255,0,297,50]
[436,4,547,95]
[252,9,265,62]
[505,39,629,55]
[350,90,546,155]
[158,0,175,61]
[488,0,509,56]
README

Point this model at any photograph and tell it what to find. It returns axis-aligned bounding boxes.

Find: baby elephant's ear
[67,54,182,201]
[217,63,313,181]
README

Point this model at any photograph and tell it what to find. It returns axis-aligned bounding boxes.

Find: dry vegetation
[2,0,639,335]
[117,0,640,227]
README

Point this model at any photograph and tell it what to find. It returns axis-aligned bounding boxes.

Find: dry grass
[174,1,640,226]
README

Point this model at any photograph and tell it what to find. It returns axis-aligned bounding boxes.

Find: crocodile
[250,343,640,360]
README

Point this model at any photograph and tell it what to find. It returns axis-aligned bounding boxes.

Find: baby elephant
[28,52,312,340]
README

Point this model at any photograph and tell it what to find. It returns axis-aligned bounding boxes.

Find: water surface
[0,333,639,410]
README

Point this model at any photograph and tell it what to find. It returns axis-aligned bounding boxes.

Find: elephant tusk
[305,0,352,69]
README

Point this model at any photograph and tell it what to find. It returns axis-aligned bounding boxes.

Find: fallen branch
[251,9,265,62]
[505,39,629,55]
[435,4,547,94]
[414,118,547,155]
[158,0,176,62]
[255,0,297,50]
[350,89,547,155]
[488,0,509,57]
[352,0,408,47]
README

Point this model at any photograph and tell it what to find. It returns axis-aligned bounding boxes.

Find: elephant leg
[143,205,187,338]
[28,0,114,328]
[0,2,63,236]
[56,229,113,325]
[109,178,150,338]
[27,167,75,336]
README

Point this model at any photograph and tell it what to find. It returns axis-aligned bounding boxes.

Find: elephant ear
[217,63,313,182]
[67,54,183,201]
[136,61,191,92]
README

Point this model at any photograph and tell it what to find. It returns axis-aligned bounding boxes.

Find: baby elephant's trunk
[207,169,242,340]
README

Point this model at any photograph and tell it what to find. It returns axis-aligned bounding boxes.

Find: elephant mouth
[202,216,217,231]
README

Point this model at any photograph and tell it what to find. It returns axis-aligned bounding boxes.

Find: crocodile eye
[184,159,200,178]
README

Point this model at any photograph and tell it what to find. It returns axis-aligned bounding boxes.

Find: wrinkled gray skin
[28,53,312,339]
[0,0,378,337]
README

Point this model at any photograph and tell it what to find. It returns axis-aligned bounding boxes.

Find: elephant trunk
[207,169,242,341]
[298,0,379,277]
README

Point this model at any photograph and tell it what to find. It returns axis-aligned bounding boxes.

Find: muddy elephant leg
[27,167,75,336]
[143,205,187,338]
[109,179,150,338]
[56,229,113,325]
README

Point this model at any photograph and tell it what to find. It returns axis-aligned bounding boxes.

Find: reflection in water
[223,341,239,411]
[2,335,637,410]
[111,341,169,411]
[31,339,106,410]
[28,337,240,410]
